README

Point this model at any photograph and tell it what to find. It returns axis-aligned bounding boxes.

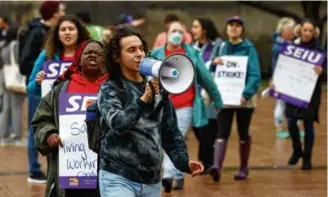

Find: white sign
[214,56,248,106]
[272,54,319,103]
[58,93,98,189]
[41,61,72,97]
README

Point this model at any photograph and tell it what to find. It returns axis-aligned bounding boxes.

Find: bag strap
[219,42,226,57]
[9,41,17,65]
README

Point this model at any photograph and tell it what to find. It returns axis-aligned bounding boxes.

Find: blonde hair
[294,22,320,39]
[276,17,296,34]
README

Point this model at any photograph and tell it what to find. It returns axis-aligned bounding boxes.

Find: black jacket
[19,18,50,84]
[97,79,191,184]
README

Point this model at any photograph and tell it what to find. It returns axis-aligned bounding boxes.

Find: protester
[153,14,192,49]
[151,20,223,192]
[271,17,295,139]
[282,19,325,170]
[210,16,261,182]
[32,40,107,197]
[97,25,204,197]
[190,17,223,173]
[0,24,25,146]
[20,0,66,184]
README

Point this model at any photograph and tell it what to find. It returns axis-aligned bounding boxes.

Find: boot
[234,138,251,180]
[209,139,227,182]
[173,178,184,190]
[301,152,312,170]
[288,149,303,165]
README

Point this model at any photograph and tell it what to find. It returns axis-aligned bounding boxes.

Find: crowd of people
[0,1,326,197]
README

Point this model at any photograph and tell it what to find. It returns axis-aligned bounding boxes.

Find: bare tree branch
[237,1,302,22]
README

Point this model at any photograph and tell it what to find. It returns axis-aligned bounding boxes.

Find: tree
[238,1,327,42]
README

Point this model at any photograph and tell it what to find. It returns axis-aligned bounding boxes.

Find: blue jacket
[27,50,60,96]
[213,39,261,100]
[151,44,223,128]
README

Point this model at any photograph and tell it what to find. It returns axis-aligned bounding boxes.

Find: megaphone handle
[147,81,156,102]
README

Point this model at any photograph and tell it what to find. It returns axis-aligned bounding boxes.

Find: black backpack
[85,82,127,154]
[18,18,46,75]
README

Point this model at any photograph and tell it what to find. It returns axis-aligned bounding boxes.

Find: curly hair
[44,15,90,60]
[105,24,148,85]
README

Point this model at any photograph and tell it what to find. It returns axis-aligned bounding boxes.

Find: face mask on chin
[168,31,183,45]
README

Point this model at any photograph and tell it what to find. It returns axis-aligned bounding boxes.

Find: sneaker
[12,138,27,147]
[27,172,47,184]
[276,130,290,139]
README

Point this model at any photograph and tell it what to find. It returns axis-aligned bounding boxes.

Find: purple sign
[279,43,324,65]
[59,176,98,189]
[43,61,73,80]
[59,89,98,189]
[59,93,98,115]
[270,43,324,108]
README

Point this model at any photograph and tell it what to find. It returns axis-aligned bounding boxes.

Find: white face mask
[168,31,183,45]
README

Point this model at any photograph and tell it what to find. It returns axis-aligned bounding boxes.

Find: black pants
[194,119,218,169]
[217,108,254,141]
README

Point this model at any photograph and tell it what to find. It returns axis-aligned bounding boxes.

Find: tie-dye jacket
[97,78,191,184]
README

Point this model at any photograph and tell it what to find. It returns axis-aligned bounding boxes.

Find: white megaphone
[139,54,195,95]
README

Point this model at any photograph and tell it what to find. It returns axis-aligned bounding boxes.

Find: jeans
[99,170,162,197]
[162,107,192,180]
[27,94,41,174]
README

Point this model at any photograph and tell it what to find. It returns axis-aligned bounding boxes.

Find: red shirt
[165,47,195,109]
[67,73,108,94]
[61,54,75,62]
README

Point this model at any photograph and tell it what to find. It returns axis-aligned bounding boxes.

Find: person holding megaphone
[151,20,223,192]
[96,25,204,197]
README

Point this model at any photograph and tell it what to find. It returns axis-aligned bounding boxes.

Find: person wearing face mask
[27,15,90,184]
[279,19,325,170]
[151,21,223,192]
[190,17,223,173]
[97,25,204,197]
[209,16,261,183]
[31,40,107,197]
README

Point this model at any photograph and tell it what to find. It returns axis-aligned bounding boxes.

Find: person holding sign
[190,17,223,173]
[31,40,107,197]
[26,15,90,185]
[97,25,204,197]
[151,20,223,191]
[271,17,296,139]
[277,19,325,170]
[209,16,261,182]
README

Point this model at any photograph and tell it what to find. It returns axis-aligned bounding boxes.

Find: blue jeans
[99,169,162,197]
[162,107,193,180]
[27,94,41,174]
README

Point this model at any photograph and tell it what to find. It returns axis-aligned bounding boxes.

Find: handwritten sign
[270,44,324,108]
[58,91,98,189]
[41,61,73,97]
[214,56,248,106]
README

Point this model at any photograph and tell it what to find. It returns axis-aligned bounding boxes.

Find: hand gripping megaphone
[139,54,195,95]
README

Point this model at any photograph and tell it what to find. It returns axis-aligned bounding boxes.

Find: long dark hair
[105,24,148,85]
[45,15,90,60]
[195,18,221,42]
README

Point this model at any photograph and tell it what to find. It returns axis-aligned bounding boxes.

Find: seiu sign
[43,61,73,80]
[59,94,97,115]
[282,44,324,65]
